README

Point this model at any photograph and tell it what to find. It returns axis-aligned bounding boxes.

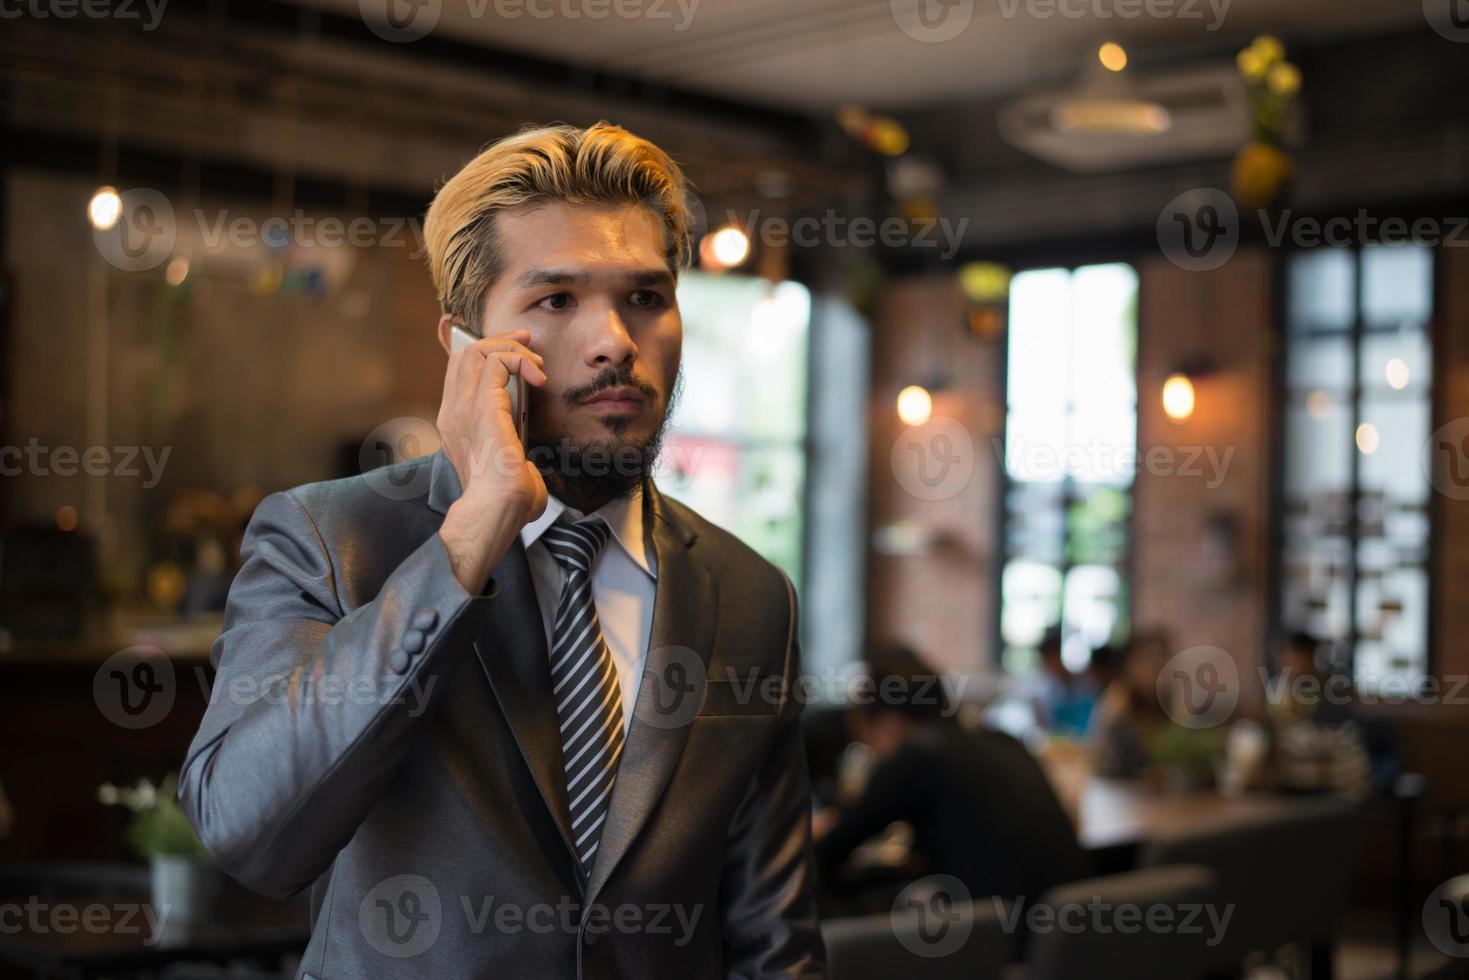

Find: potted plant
[1230,35,1302,210]
[98,774,217,921]
[1149,725,1224,796]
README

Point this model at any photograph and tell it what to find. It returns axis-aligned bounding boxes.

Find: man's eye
[630,289,664,309]
[538,292,574,311]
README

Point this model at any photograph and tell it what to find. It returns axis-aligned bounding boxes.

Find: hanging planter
[1230,36,1302,211]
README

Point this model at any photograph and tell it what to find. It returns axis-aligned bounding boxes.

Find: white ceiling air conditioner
[998,61,1251,173]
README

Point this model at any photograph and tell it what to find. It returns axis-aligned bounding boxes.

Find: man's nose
[585,305,639,368]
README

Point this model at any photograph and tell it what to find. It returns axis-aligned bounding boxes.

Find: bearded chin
[525,421,668,508]
[527,372,682,509]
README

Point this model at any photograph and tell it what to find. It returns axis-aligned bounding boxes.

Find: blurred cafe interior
[3,0,1469,977]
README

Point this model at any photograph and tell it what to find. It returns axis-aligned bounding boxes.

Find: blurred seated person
[1087,642,1122,697]
[1031,628,1100,737]
[1089,632,1171,779]
[801,702,854,809]
[814,647,1091,903]
[1266,630,1397,797]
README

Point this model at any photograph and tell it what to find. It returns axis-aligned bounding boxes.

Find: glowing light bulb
[1099,42,1128,72]
[88,186,122,230]
[1385,357,1409,390]
[1162,373,1195,421]
[1306,389,1331,419]
[897,385,933,427]
[708,227,750,268]
[1355,422,1379,455]
[165,255,191,286]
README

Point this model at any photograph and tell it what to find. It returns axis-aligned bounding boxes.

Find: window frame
[1267,243,1442,688]
[995,259,1141,673]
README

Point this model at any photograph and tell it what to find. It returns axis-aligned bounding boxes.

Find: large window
[655,271,811,585]
[1000,263,1139,673]
[1279,244,1434,688]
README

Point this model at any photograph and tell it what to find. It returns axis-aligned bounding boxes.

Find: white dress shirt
[520,490,657,734]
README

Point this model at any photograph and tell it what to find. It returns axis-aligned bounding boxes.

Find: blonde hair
[423,121,694,331]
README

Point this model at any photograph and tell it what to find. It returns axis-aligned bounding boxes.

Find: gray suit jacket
[179,450,824,978]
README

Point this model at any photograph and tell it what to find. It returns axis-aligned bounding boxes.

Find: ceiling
[299,0,1424,113]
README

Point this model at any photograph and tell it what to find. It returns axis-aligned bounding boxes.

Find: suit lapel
[587,481,718,900]
[426,451,578,863]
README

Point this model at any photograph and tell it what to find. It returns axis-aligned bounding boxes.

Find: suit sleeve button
[402,629,425,654]
[389,650,410,674]
[412,608,438,631]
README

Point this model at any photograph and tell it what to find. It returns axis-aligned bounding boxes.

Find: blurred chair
[822,899,1014,980]
[1140,795,1363,978]
[1023,865,1218,980]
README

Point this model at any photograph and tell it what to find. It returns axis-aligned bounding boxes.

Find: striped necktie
[541,516,626,872]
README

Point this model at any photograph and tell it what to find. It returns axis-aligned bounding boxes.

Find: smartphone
[450,324,530,444]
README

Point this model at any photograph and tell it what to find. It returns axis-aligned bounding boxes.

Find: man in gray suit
[180,121,824,978]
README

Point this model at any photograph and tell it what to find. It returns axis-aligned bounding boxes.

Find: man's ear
[436,314,457,355]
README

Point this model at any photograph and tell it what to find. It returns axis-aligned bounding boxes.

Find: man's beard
[525,366,682,510]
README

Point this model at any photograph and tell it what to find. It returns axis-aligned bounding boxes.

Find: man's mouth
[578,386,647,416]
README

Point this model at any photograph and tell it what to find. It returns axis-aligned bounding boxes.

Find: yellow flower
[871,118,910,157]
[1252,35,1284,65]
[1237,47,1267,81]
[958,262,1012,303]
[1231,142,1293,210]
[1268,62,1301,96]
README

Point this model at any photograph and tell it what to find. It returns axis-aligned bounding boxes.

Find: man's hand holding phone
[436,327,548,594]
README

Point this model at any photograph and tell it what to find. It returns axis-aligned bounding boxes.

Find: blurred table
[0,863,309,980]
[1078,778,1312,852]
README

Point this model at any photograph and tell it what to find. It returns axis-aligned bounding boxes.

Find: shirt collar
[520,488,657,580]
